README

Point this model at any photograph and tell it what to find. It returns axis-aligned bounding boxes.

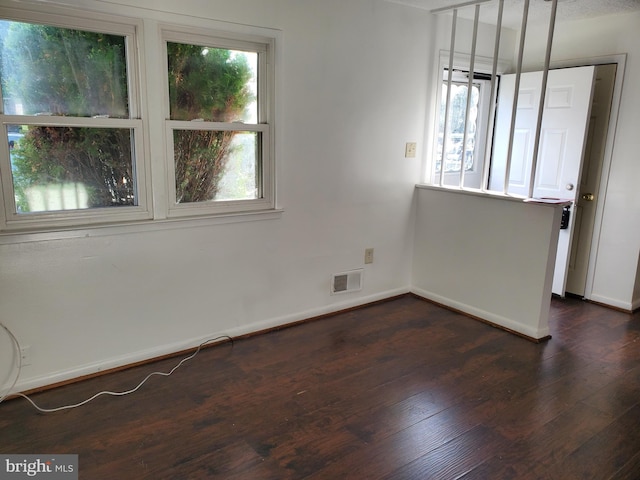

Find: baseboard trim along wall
[589,293,634,313]
[410,287,551,342]
[10,287,412,395]
[13,284,631,397]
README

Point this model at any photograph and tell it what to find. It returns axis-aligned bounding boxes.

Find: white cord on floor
[0,322,232,413]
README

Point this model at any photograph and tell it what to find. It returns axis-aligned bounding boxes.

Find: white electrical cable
[0,325,232,413]
[0,322,22,404]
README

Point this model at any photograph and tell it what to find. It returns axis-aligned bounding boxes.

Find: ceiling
[385,0,640,29]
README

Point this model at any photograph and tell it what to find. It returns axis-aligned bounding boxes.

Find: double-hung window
[163,28,274,218]
[0,13,150,231]
[0,6,276,234]
[163,30,273,216]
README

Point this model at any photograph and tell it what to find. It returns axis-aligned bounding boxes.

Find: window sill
[415,184,572,207]
[0,208,284,245]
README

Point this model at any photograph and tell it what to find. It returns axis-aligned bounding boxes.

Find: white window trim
[435,69,492,189]
[0,5,153,232]
[165,122,272,217]
[0,3,280,239]
[160,25,276,219]
[0,116,153,231]
[427,51,510,186]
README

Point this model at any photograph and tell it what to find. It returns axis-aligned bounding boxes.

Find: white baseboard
[410,287,550,340]
[589,293,633,312]
[11,287,411,394]
[225,286,411,339]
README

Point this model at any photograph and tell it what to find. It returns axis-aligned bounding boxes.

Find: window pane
[7,126,136,213]
[174,130,259,203]
[167,42,257,123]
[0,21,129,118]
[437,82,480,174]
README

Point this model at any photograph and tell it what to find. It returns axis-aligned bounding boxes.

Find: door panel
[536,129,566,192]
[489,74,539,196]
[509,129,531,189]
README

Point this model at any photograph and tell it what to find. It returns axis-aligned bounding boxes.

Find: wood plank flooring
[1,294,639,479]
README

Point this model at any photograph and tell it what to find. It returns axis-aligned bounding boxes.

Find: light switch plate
[405,142,417,158]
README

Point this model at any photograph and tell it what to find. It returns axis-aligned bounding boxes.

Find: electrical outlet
[364,248,374,264]
[405,142,417,158]
[20,345,31,366]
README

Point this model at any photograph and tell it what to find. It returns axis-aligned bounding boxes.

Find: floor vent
[331,269,363,295]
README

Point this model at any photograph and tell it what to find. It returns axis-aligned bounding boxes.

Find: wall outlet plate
[365,248,374,264]
[20,345,31,366]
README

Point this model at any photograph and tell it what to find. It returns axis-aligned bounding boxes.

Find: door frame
[549,53,627,301]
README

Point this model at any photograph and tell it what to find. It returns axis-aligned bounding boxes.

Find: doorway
[489,63,618,297]
[490,66,595,296]
[565,64,617,296]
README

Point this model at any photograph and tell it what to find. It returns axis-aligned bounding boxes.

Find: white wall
[412,187,563,340]
[0,0,430,391]
[521,12,640,310]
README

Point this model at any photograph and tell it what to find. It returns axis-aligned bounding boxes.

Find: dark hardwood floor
[1,294,640,479]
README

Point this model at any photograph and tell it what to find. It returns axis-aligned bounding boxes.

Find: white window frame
[435,69,492,189]
[0,5,278,237]
[429,52,509,188]
[161,27,275,219]
[0,6,153,232]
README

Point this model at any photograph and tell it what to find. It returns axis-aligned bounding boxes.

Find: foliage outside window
[0,9,275,233]
[0,20,141,222]
[164,33,272,216]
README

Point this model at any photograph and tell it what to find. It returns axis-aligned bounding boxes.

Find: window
[434,69,493,189]
[163,29,274,218]
[0,14,150,231]
[0,7,276,234]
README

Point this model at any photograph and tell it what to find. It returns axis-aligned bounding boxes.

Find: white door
[490,66,596,295]
[489,71,543,196]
